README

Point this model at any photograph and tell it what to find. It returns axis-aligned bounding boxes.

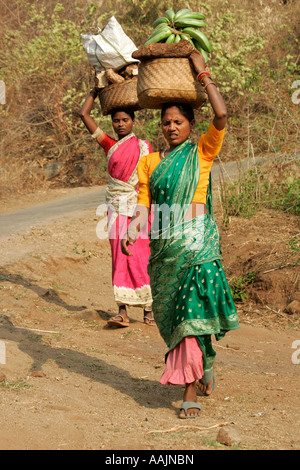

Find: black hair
[161,102,195,123]
[110,108,135,121]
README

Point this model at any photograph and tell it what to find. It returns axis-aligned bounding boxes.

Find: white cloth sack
[81,16,139,73]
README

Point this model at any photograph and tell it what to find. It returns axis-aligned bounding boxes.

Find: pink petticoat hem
[159,336,204,385]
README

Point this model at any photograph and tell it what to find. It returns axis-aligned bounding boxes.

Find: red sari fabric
[108,135,141,182]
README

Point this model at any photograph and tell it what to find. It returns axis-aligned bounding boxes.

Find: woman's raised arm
[79,87,100,135]
[189,50,227,131]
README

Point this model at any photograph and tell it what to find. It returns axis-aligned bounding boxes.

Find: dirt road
[0,182,299,450]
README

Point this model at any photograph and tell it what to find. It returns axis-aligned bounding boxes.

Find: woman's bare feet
[118,305,129,319]
[178,381,201,419]
[143,310,156,326]
[197,378,214,396]
[107,305,129,327]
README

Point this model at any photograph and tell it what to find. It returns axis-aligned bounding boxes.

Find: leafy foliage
[0,0,299,196]
[0,3,84,82]
[229,272,257,302]
[219,159,300,227]
[208,10,267,95]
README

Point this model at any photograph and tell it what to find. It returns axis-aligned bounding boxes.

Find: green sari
[148,138,239,375]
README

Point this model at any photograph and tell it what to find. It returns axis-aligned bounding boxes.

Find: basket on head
[99,77,140,116]
[137,58,206,110]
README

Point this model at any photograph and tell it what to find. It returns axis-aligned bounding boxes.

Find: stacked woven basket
[99,78,139,116]
[99,41,206,114]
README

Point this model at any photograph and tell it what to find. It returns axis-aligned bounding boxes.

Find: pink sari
[105,134,152,309]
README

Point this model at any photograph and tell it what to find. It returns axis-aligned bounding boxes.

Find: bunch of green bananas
[143,8,212,62]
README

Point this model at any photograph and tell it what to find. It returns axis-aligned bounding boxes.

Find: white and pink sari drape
[105,133,152,309]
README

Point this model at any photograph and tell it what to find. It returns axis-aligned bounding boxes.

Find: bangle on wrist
[197,71,211,83]
[203,80,217,94]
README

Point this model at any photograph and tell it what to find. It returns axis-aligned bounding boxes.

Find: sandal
[107,313,130,328]
[143,310,156,326]
[179,401,202,419]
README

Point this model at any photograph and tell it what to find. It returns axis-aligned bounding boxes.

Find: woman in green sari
[121,50,239,418]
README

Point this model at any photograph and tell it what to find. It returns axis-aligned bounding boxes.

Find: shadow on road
[0,312,177,413]
[0,269,86,313]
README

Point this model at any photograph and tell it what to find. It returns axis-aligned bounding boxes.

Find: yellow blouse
[137,122,225,207]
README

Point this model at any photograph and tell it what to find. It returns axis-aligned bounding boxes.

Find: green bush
[229,272,257,302]
[219,159,300,226]
[266,174,300,215]
[207,10,266,96]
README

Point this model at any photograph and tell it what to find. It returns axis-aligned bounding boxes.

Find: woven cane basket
[99,77,140,116]
[137,58,206,109]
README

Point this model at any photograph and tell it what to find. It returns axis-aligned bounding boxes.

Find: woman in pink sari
[79,87,154,327]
